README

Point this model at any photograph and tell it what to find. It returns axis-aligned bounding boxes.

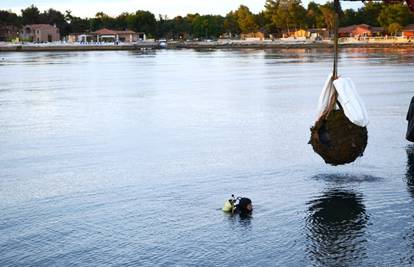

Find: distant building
[269,32,282,40]
[66,33,96,43]
[240,32,265,41]
[339,24,384,38]
[220,32,236,39]
[67,28,146,43]
[91,28,145,43]
[67,33,85,43]
[307,28,330,39]
[292,29,307,38]
[403,24,414,38]
[0,25,19,41]
[282,28,329,39]
[21,24,60,42]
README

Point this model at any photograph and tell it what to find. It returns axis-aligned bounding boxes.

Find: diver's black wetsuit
[407,97,414,142]
[234,198,252,215]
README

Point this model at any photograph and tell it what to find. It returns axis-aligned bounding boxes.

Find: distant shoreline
[1,41,414,52]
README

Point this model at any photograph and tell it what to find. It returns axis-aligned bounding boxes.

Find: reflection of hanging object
[306,189,368,266]
[309,0,368,166]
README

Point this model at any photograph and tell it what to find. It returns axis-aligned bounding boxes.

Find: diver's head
[237,197,253,214]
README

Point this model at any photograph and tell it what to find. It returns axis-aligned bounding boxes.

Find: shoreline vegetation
[1,41,414,52]
[1,2,414,45]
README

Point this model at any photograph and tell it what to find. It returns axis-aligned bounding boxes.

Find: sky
[1,0,363,18]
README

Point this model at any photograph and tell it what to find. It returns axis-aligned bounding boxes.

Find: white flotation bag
[316,73,369,127]
[333,77,369,127]
[316,73,336,119]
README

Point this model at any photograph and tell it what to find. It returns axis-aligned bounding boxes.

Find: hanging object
[309,0,369,165]
[309,75,369,165]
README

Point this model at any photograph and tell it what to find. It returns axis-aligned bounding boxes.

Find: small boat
[159,39,167,49]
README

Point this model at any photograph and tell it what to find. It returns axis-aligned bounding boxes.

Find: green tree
[21,5,41,25]
[234,5,259,33]
[264,0,280,32]
[90,12,117,31]
[341,9,361,27]
[155,15,172,39]
[126,11,157,37]
[254,11,267,32]
[306,2,325,28]
[191,15,224,38]
[378,3,413,30]
[358,2,383,27]
[264,0,306,33]
[223,11,241,36]
[388,22,402,36]
[168,16,191,39]
[0,10,21,26]
[41,8,69,35]
[114,12,129,30]
[319,2,338,34]
[66,10,91,33]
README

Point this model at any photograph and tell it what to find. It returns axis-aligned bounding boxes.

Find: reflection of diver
[404,146,414,264]
[305,189,368,267]
[222,195,253,215]
[406,146,414,190]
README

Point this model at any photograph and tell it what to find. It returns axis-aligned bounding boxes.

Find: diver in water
[222,194,253,215]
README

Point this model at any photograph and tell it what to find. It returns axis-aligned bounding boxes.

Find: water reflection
[306,189,368,267]
[406,145,414,197]
[225,213,252,228]
[263,49,324,64]
[129,49,156,56]
[312,173,382,184]
[403,146,414,264]
[344,48,414,65]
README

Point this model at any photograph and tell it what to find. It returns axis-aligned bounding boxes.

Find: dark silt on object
[309,109,368,166]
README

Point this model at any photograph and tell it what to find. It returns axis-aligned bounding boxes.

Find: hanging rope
[332,0,340,80]
[322,0,340,119]
[309,0,369,165]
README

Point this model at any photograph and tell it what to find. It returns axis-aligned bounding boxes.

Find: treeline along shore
[1,1,413,41]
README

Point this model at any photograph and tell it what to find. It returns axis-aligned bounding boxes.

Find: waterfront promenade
[1,39,414,52]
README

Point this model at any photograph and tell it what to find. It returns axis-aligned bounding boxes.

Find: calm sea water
[0,49,413,266]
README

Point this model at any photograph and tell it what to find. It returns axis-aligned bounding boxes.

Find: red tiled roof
[93,28,137,35]
[339,24,383,34]
[371,27,384,33]
[339,25,356,34]
[356,24,371,29]
[94,28,117,35]
[116,30,136,34]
